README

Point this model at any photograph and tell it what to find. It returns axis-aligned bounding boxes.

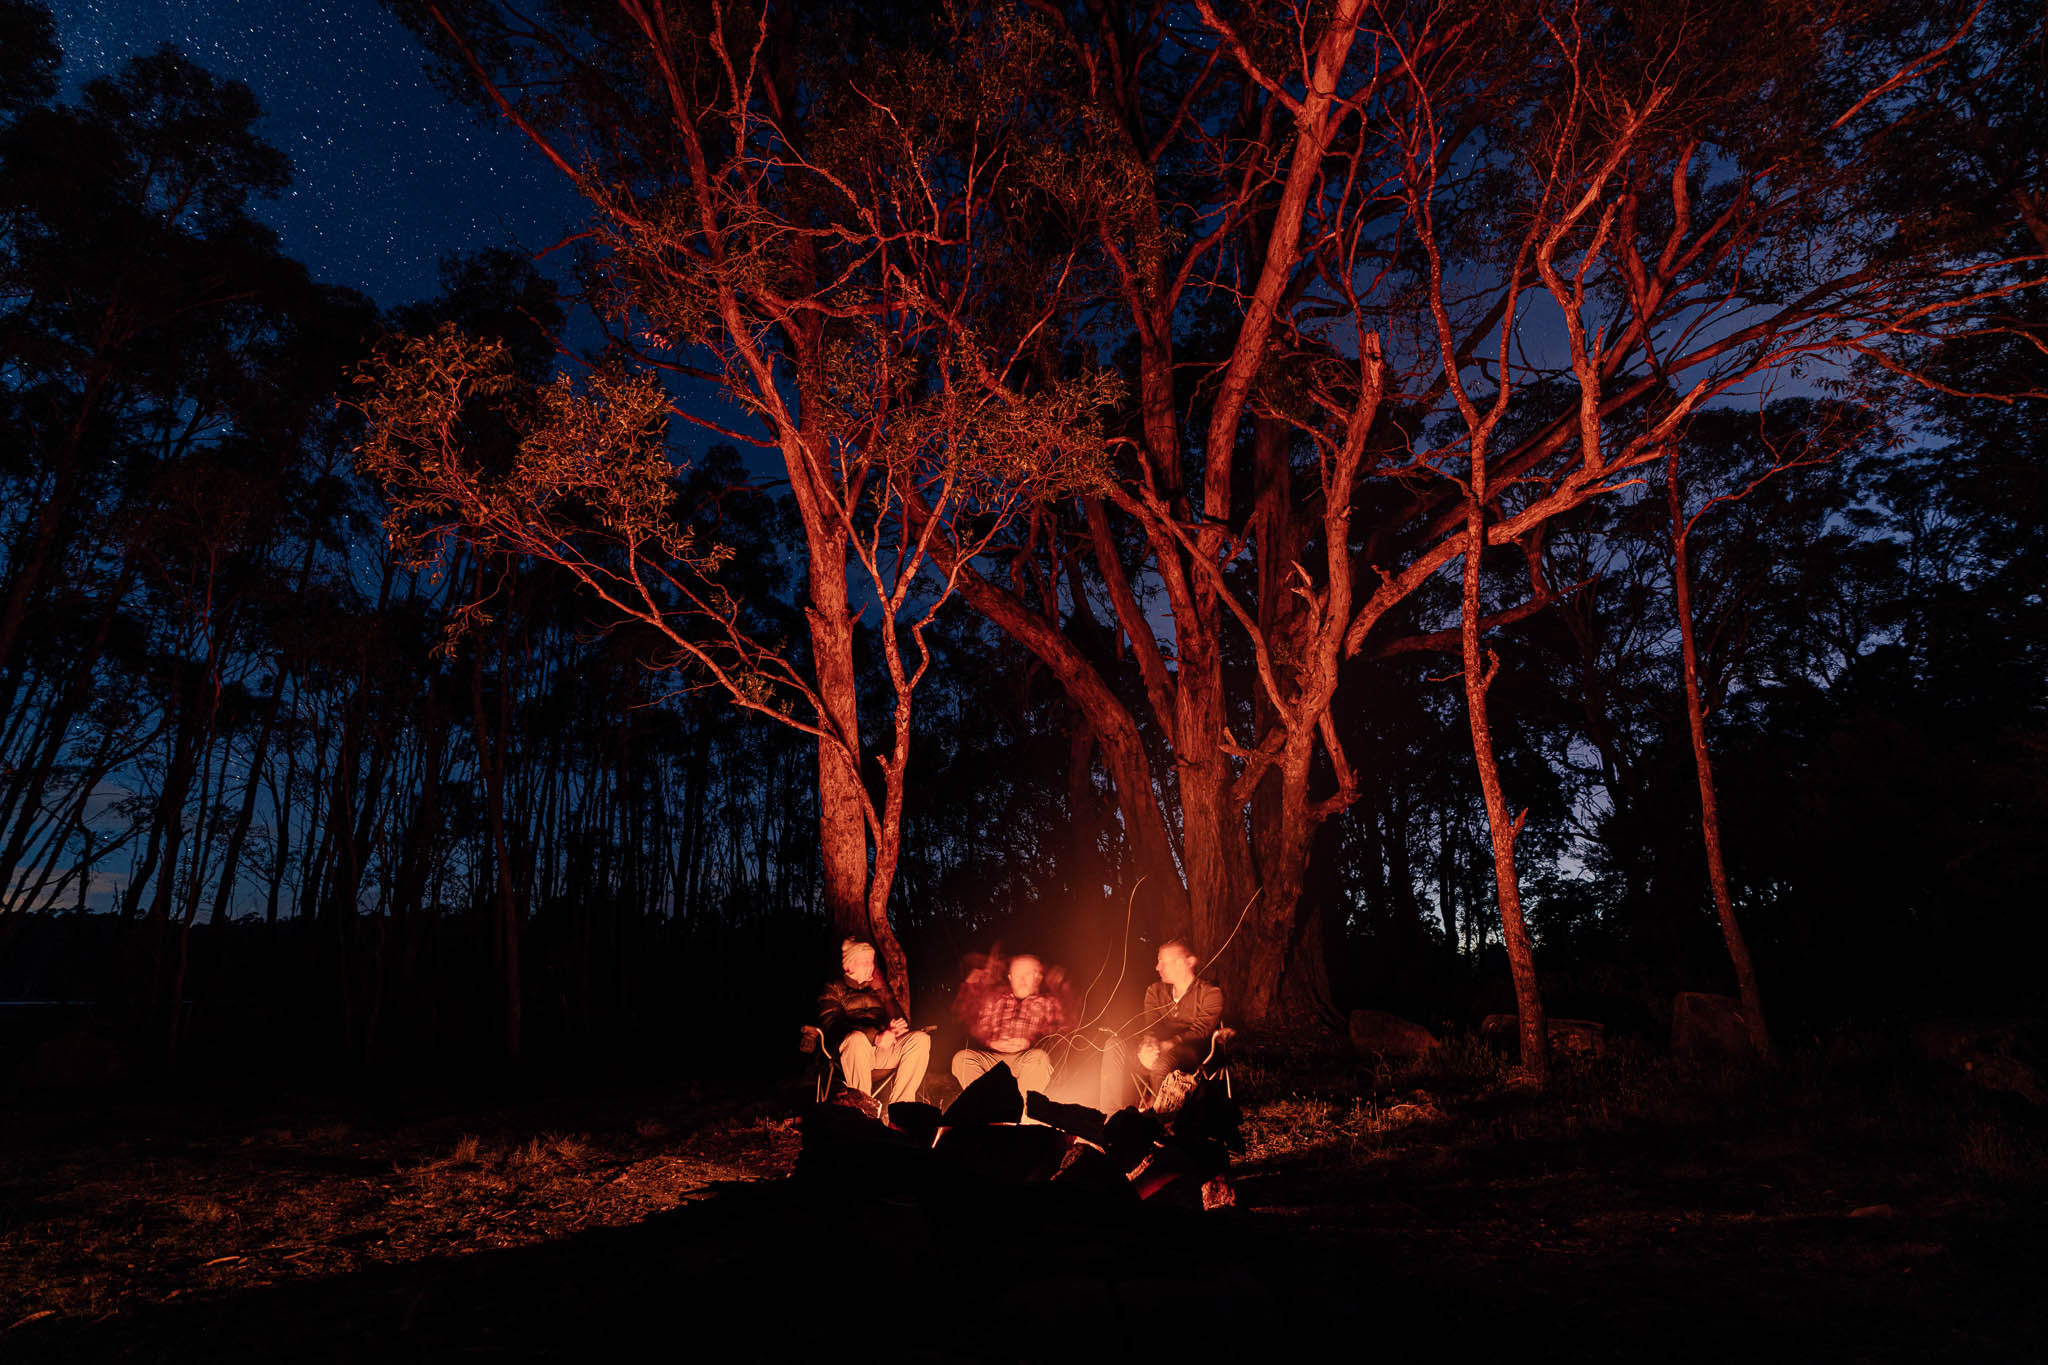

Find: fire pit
[797,1061,1242,1211]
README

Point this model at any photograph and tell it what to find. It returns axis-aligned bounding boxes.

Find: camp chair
[798,1024,837,1103]
[1196,1026,1239,1100]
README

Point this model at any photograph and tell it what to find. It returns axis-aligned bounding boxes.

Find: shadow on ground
[10,1163,2044,1364]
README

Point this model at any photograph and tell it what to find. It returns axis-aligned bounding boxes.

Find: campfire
[798,1060,1242,1212]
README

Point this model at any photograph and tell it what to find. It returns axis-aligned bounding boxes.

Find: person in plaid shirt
[950,953,1067,1097]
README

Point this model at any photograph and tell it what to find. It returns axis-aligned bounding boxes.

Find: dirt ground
[2,1038,2043,1363]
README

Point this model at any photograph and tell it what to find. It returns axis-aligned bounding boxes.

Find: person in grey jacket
[817,938,929,1114]
[1099,938,1224,1111]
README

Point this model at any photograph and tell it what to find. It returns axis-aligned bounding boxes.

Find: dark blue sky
[49,0,586,309]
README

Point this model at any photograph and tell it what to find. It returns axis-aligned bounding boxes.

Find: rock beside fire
[1348,1010,1438,1062]
[1671,991,1759,1064]
[1479,1013,1606,1060]
[886,1100,944,1147]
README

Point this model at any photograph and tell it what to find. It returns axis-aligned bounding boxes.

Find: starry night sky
[49,0,586,310]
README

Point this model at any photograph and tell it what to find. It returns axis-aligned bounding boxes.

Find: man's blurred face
[844,947,876,983]
[1007,956,1043,998]
[1156,945,1196,988]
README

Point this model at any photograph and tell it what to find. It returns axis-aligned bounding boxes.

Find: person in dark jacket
[1099,938,1224,1111]
[818,938,929,1114]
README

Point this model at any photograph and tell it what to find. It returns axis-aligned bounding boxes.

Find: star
[45,0,583,308]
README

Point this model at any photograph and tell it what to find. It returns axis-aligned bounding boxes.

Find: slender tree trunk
[1459,496,1547,1085]
[1668,452,1773,1059]
[0,559,131,896]
[0,357,115,676]
[203,669,279,921]
[471,639,521,1060]
[264,677,301,927]
[167,683,228,1066]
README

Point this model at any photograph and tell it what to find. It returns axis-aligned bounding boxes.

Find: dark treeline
[1,0,2043,1078]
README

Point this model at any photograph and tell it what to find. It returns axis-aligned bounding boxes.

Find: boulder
[884,1100,944,1147]
[20,1030,126,1088]
[1911,1019,2047,1107]
[1546,1018,1606,1060]
[1348,1010,1438,1062]
[1672,991,1760,1064]
[1478,1013,1605,1060]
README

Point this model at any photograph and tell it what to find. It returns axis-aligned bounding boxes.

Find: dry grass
[1233,1030,2048,1239]
[3,1038,2041,1344]
[1243,1090,1449,1162]
[1953,1116,2043,1182]
[0,1090,802,1330]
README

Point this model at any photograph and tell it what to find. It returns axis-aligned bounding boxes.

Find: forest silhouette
[1,0,2040,1076]
[3,1,2046,1359]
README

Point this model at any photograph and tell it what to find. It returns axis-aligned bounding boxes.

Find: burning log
[1023,1091,1109,1146]
[943,1060,1026,1126]
[1049,1140,1138,1201]
[932,1123,1078,1184]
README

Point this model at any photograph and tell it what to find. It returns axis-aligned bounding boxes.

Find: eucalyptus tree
[377,0,2044,1056]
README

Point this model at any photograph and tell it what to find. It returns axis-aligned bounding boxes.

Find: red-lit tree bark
[377,4,1120,1008]
[382,0,2041,1037]
[1665,447,1775,1060]
[1458,501,1549,1083]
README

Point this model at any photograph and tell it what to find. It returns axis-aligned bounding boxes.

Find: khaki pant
[951,1045,1054,1096]
[838,1029,930,1107]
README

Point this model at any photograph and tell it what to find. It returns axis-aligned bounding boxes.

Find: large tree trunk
[1668,452,1773,1059]
[943,550,1189,937]
[1241,738,1323,1023]
[1459,498,1548,1085]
